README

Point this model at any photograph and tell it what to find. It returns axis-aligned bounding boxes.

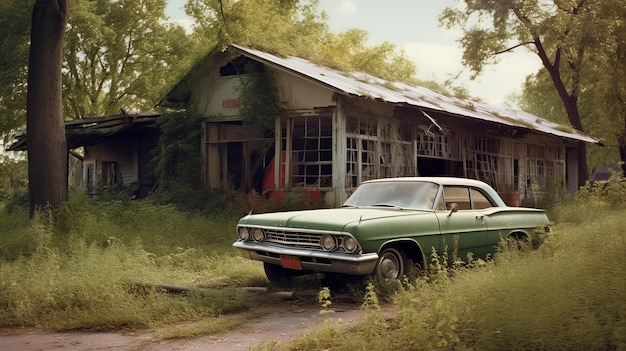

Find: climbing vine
[151,110,206,209]
[238,61,282,132]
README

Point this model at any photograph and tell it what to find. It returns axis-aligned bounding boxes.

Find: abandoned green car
[233,177,551,284]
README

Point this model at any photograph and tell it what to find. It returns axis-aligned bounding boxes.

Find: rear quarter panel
[483,208,550,243]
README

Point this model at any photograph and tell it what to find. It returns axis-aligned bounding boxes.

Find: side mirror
[447,203,459,217]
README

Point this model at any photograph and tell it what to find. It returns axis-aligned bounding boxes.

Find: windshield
[343,181,440,210]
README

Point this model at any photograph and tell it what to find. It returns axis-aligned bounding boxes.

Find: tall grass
[258,199,626,350]
[2,187,625,348]
[0,194,268,331]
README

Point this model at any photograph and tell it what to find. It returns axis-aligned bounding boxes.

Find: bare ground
[0,298,366,351]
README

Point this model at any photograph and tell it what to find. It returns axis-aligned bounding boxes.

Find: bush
[3,186,29,213]
[575,179,626,206]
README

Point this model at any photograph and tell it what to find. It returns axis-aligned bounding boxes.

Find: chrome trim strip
[233,241,377,263]
[233,241,378,275]
[237,224,343,236]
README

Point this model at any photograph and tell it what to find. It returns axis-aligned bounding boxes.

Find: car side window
[443,186,471,210]
[470,188,495,209]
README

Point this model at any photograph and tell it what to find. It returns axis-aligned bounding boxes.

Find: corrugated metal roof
[232,44,600,145]
[8,112,159,151]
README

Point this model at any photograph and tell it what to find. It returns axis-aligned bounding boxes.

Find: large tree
[27,0,69,215]
[439,0,619,185]
[185,0,417,83]
[516,1,626,175]
[0,0,34,143]
[1,0,195,214]
[1,0,194,137]
[64,0,195,117]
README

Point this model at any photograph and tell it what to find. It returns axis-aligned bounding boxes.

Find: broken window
[527,143,565,191]
[460,135,523,193]
[346,115,414,189]
[84,161,96,196]
[496,139,521,192]
[219,56,257,76]
[346,135,377,188]
[102,161,118,186]
[464,135,500,190]
[203,122,272,192]
[289,115,333,188]
[416,131,458,159]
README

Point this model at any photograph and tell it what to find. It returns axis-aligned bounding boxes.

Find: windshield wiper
[371,203,403,209]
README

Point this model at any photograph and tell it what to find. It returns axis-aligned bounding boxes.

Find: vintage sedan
[233,177,550,284]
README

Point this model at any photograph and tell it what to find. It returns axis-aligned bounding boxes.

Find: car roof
[362,177,490,188]
[358,177,507,207]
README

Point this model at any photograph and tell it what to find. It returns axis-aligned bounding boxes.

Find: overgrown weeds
[256,199,626,350]
[2,186,625,348]
[0,194,269,332]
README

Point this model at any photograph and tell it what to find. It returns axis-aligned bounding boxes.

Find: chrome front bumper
[233,241,379,275]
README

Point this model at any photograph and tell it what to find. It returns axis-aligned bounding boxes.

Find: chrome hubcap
[379,254,399,279]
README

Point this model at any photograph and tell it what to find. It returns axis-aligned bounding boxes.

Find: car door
[435,186,489,261]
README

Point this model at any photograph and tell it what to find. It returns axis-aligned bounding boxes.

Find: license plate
[280,255,302,270]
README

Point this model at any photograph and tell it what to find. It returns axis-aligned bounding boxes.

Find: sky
[165,0,543,108]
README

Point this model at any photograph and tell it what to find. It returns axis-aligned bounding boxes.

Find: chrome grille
[265,229,322,249]
[239,225,361,253]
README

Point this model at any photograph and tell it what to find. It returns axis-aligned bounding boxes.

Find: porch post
[274,118,281,190]
[567,146,579,195]
[332,98,347,206]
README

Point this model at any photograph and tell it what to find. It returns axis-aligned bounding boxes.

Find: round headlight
[237,227,250,241]
[320,234,337,251]
[252,228,265,242]
[343,236,358,253]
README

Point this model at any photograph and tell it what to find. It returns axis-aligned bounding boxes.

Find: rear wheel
[507,233,530,250]
[375,247,407,280]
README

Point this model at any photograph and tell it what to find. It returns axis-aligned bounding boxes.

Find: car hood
[239,207,430,232]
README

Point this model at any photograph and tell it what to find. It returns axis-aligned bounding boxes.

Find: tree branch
[217,0,231,35]
[493,41,535,56]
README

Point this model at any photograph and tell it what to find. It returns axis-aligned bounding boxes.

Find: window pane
[470,188,494,209]
[443,186,471,210]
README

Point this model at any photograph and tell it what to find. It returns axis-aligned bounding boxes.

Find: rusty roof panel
[232,44,599,144]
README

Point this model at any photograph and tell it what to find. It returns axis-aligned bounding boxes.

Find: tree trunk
[27,0,69,216]
[534,40,589,186]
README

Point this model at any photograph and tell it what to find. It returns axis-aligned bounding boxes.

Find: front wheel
[375,247,407,280]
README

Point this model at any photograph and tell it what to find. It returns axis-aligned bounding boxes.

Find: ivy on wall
[238,61,282,132]
[151,111,205,209]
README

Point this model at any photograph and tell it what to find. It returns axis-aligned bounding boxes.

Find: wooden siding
[82,132,160,197]
[200,93,571,207]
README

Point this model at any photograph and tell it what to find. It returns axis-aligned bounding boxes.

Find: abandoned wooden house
[9,112,159,198]
[8,44,601,206]
[158,44,599,207]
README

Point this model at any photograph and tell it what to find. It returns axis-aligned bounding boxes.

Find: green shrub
[3,186,29,213]
[575,179,626,206]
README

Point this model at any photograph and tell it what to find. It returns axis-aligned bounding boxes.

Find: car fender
[378,238,427,269]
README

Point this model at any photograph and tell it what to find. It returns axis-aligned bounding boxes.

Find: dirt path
[0,301,365,351]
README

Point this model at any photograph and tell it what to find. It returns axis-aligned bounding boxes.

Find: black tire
[375,247,407,280]
[263,263,298,288]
